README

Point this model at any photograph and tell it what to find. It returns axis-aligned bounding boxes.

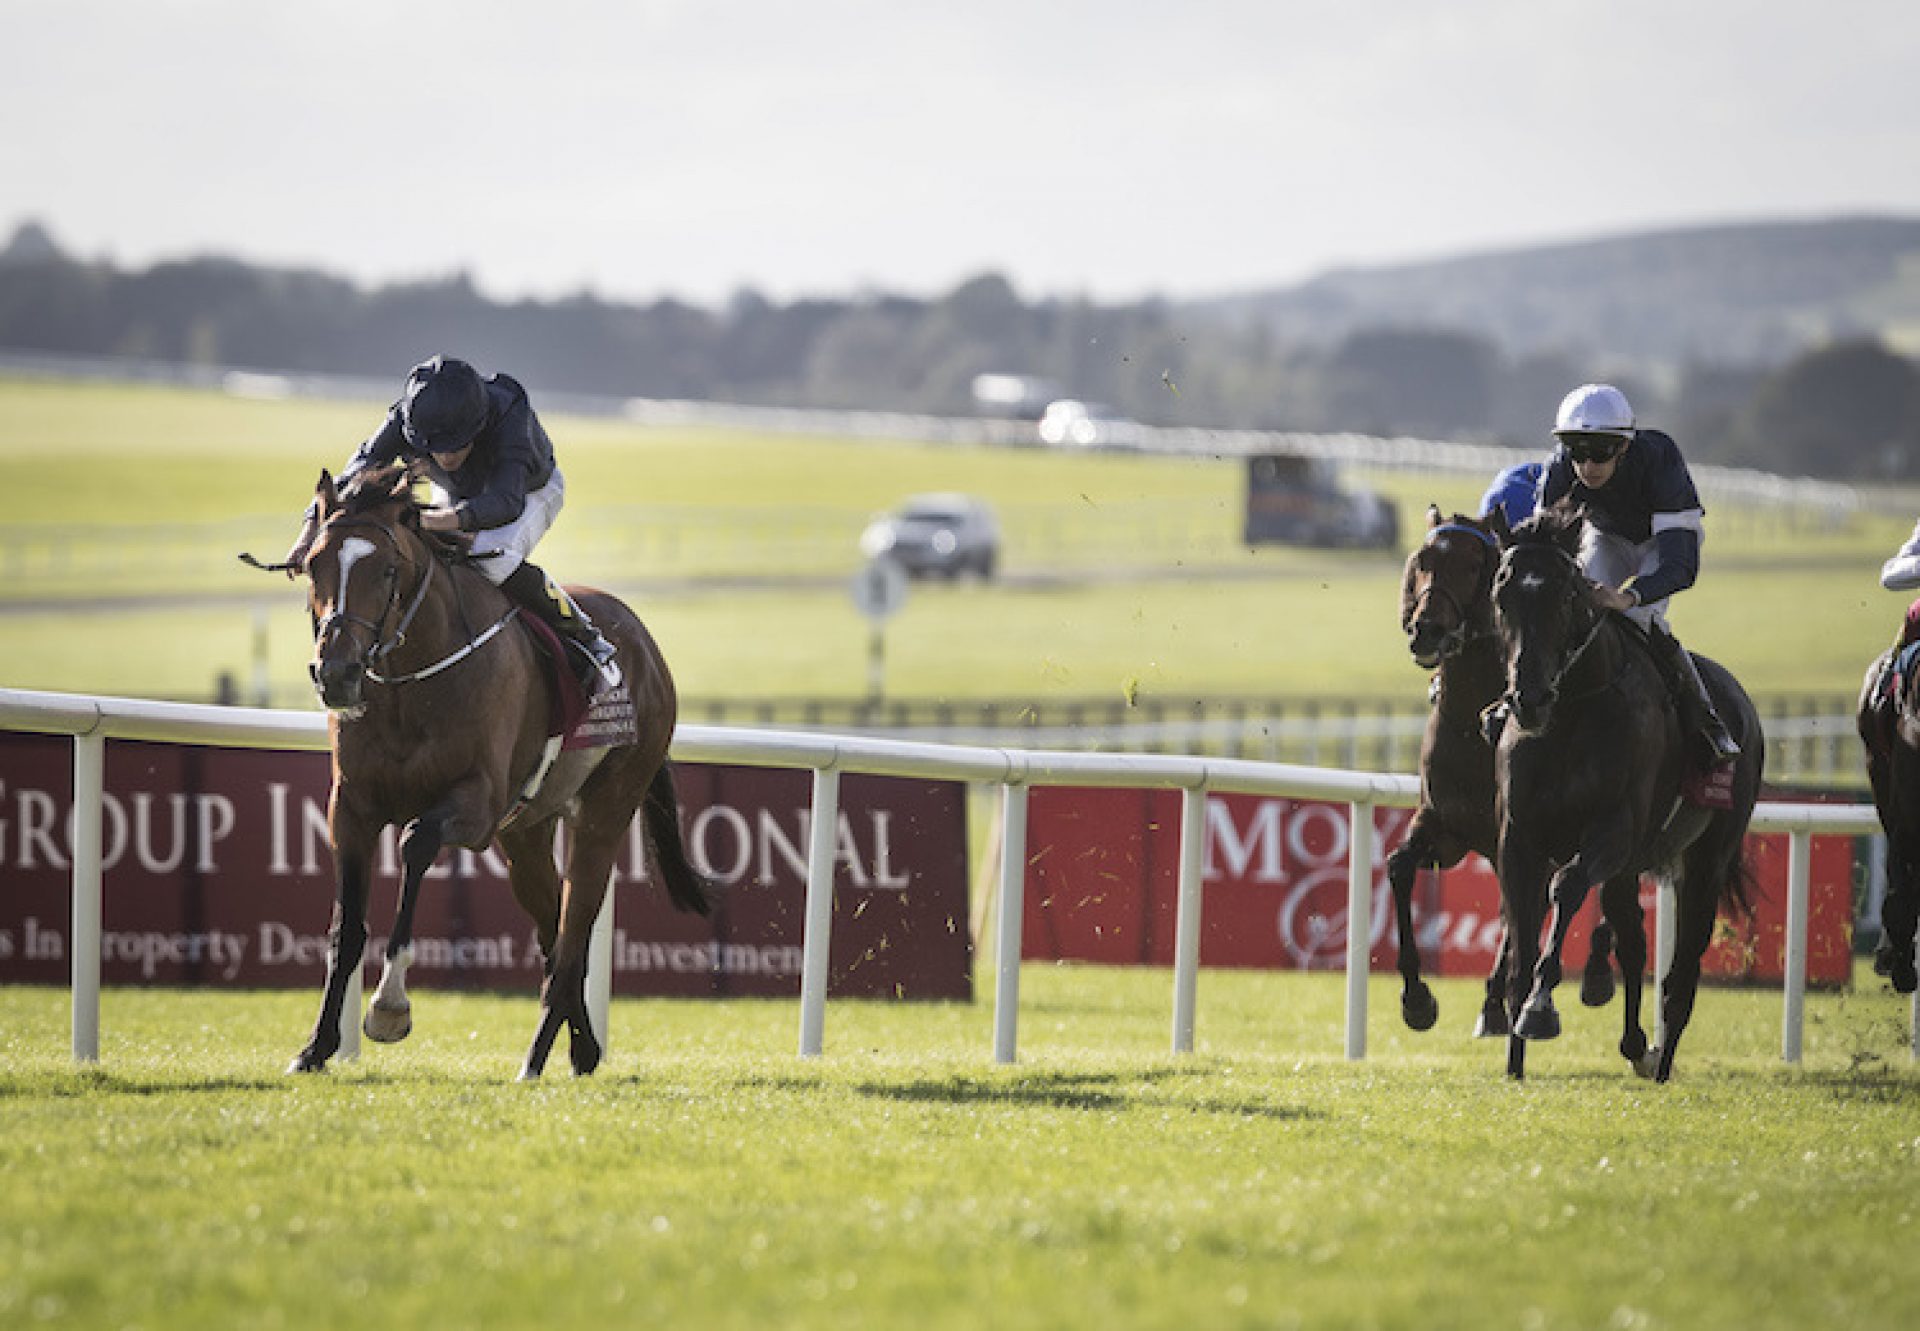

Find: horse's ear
[316,469,341,516]
[1426,504,1443,529]
[1485,506,1511,544]
[384,468,413,504]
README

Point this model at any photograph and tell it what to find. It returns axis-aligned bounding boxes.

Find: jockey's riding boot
[1648,623,1740,769]
[501,562,623,696]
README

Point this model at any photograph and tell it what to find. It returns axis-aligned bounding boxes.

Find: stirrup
[1702,724,1741,768]
[575,634,622,692]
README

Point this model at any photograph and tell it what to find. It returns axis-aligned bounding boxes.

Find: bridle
[1496,540,1616,710]
[1409,522,1499,656]
[311,514,519,691]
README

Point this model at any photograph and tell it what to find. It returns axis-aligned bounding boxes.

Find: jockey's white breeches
[1579,528,1673,633]
[432,468,566,586]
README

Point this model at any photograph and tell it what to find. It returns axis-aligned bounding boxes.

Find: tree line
[1,224,1914,478]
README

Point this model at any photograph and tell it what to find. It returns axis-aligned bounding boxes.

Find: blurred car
[859,493,1001,580]
[1242,454,1399,550]
[1036,399,1142,449]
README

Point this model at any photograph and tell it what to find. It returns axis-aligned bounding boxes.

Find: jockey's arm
[1620,522,1701,607]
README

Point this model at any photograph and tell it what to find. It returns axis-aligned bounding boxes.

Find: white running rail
[0,686,1907,1069]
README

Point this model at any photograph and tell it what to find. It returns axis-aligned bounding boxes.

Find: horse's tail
[1719,836,1759,920]
[644,760,713,917]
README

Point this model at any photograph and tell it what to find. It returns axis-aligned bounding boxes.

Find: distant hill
[1194,216,1920,371]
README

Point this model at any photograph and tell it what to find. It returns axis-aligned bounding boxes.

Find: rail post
[1171,785,1207,1054]
[71,732,104,1063]
[992,781,1030,1064]
[797,765,841,1057]
[1782,828,1812,1063]
[1345,799,1372,1060]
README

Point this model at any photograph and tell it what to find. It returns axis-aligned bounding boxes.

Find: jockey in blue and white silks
[1535,383,1739,765]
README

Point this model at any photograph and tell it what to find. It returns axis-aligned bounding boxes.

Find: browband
[1431,522,1497,548]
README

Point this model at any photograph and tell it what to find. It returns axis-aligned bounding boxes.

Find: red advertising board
[1024,787,1854,985]
[0,732,970,1000]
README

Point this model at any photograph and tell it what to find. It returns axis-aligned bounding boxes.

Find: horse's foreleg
[1385,832,1439,1032]
[1876,822,1919,995]
[290,819,375,1073]
[362,812,448,1044]
[1601,874,1653,1076]
[1518,807,1636,1044]
[1497,824,1552,1078]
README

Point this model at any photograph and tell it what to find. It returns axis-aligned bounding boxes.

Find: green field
[0,375,1909,709]
[2,970,1917,1331]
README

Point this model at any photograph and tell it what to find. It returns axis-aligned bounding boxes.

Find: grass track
[3,969,1917,1330]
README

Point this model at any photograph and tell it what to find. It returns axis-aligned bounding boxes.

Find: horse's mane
[1508,503,1584,557]
[337,465,415,518]
[331,466,478,566]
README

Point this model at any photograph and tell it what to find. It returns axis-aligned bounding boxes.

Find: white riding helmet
[1554,383,1635,438]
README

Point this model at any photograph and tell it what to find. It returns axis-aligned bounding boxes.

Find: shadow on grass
[853,1069,1326,1121]
[0,1069,289,1099]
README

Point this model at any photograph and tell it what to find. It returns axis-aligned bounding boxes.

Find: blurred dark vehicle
[1242,454,1399,549]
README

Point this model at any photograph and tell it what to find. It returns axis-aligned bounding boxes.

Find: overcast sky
[7,0,1919,307]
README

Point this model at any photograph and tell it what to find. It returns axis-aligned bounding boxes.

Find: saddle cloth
[514,610,637,751]
[1681,763,1735,811]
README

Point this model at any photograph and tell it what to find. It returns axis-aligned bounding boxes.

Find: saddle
[514,610,636,751]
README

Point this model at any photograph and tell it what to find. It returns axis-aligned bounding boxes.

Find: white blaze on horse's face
[335,537,378,613]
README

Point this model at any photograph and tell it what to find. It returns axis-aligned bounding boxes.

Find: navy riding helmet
[400,356,489,454]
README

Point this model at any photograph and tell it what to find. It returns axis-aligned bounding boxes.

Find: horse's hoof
[1579,966,1616,1008]
[362,1001,412,1044]
[1474,1006,1511,1038]
[1873,947,1895,978]
[1893,962,1918,996]
[516,1063,543,1083]
[286,1054,328,1075]
[570,1040,603,1078]
[1634,1047,1662,1080]
[1402,984,1439,1032]
[1515,1004,1561,1041]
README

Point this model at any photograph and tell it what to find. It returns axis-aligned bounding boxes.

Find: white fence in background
[1,686,1909,1071]
[1,347,1868,515]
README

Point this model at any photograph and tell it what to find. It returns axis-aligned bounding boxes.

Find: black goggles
[1561,433,1625,465]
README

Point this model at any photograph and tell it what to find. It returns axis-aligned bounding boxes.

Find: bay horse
[286,466,710,1079]
[1857,640,1920,994]
[1490,507,1762,1081]
[1389,506,1614,1037]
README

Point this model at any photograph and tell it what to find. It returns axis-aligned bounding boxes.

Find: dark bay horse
[288,467,710,1078]
[1389,506,1614,1036]
[1857,642,1920,994]
[1490,508,1762,1081]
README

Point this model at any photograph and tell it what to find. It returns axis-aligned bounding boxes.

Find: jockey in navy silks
[1530,383,1741,767]
[285,355,621,697]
